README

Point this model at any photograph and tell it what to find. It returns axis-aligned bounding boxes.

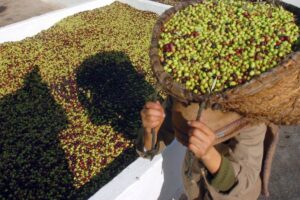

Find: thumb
[199,114,204,122]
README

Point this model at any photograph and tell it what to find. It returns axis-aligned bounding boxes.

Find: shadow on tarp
[73,51,156,198]
[0,68,74,199]
[0,51,160,199]
[76,51,155,140]
[0,66,144,199]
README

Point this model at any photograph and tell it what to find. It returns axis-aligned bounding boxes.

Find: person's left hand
[187,120,216,160]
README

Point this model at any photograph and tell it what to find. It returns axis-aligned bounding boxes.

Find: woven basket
[150,0,300,125]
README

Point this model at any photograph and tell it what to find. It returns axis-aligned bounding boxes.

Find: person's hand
[141,101,165,130]
[187,120,216,160]
[140,101,165,150]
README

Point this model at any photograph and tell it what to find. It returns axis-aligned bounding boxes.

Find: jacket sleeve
[135,96,175,159]
[206,122,267,197]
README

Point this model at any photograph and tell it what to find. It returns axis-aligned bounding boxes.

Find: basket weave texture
[150,0,300,125]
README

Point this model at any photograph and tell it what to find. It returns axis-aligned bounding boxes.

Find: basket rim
[150,0,300,104]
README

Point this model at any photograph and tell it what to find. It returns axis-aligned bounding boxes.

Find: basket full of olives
[150,0,300,125]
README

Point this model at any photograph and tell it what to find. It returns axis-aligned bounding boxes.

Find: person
[136,96,269,200]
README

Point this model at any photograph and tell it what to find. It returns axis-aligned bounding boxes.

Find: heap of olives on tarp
[159,0,300,94]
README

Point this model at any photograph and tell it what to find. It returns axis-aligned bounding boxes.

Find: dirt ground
[0,0,62,27]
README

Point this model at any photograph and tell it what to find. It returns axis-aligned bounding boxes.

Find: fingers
[188,120,215,138]
[141,108,165,118]
[143,115,161,125]
[142,119,161,129]
[189,127,215,142]
[187,121,216,159]
[188,143,206,157]
[145,101,164,112]
[189,135,203,148]
[188,132,210,145]
[188,134,211,158]
[141,111,163,128]
[141,101,165,129]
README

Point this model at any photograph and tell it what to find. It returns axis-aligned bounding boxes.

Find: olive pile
[0,2,158,197]
[159,0,299,94]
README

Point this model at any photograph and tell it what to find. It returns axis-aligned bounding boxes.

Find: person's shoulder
[235,122,267,141]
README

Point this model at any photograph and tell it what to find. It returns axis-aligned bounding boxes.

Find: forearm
[201,147,222,174]
[200,147,236,192]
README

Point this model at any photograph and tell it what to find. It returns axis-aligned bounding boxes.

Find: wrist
[143,128,157,151]
[201,147,215,161]
[143,122,163,151]
[143,127,152,137]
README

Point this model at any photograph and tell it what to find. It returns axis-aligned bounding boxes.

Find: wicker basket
[150,0,300,125]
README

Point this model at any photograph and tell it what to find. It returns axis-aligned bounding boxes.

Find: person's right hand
[140,101,165,150]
